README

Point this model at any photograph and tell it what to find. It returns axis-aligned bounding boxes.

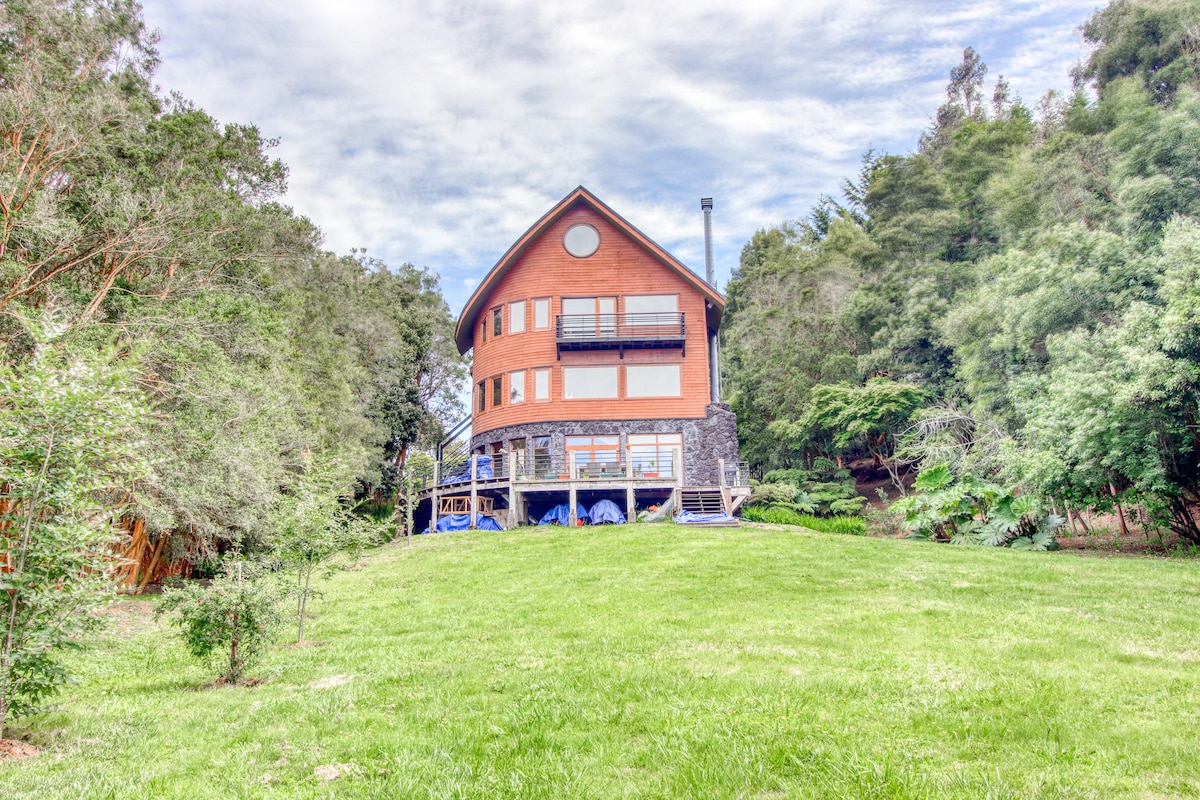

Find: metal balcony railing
[721,461,751,488]
[555,312,685,353]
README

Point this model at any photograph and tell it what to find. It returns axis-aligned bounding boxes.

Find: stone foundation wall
[470,403,739,486]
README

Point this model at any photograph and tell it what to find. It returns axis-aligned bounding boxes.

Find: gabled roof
[454,186,725,354]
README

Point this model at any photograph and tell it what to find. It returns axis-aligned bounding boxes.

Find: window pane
[510,370,525,404]
[626,365,680,397]
[492,308,502,336]
[563,366,618,399]
[491,376,502,406]
[626,295,679,326]
[510,300,526,333]
[534,299,549,329]
[534,369,550,400]
[562,297,594,315]
[477,381,485,412]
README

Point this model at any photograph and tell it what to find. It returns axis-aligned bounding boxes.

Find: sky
[138,0,1103,316]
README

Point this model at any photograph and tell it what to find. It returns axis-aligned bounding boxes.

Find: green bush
[762,468,818,485]
[891,465,1063,549]
[161,558,288,683]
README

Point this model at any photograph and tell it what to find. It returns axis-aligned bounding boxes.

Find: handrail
[555,312,685,341]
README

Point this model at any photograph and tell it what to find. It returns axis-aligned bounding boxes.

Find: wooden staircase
[678,488,740,526]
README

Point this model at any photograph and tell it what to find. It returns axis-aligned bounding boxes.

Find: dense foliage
[0,329,147,735]
[1,0,464,560]
[0,0,464,713]
[723,0,1200,543]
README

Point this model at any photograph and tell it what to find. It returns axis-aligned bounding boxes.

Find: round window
[563,224,600,258]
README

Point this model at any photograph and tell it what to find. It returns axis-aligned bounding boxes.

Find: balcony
[555,312,685,358]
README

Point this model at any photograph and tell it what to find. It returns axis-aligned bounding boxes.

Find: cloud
[140,0,1099,312]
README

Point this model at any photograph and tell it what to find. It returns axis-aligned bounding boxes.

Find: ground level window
[532,436,552,478]
[566,435,620,477]
[628,433,681,478]
[510,438,526,474]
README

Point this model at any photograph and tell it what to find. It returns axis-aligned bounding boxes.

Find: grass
[4,522,1200,799]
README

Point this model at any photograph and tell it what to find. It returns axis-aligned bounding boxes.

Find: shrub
[161,559,288,683]
[891,465,1063,549]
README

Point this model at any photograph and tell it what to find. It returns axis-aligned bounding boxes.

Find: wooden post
[431,461,441,534]
[626,484,636,523]
[507,450,518,529]
[568,482,578,527]
[469,455,479,530]
[718,458,726,488]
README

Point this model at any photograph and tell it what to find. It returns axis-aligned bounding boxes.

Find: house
[419,186,746,529]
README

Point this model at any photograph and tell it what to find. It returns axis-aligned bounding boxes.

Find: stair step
[679,489,727,515]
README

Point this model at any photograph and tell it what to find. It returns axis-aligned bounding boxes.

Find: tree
[0,323,147,736]
[772,378,926,489]
[1079,0,1200,105]
[272,457,382,644]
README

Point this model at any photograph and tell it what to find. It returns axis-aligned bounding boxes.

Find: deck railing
[555,312,685,343]
[720,460,751,488]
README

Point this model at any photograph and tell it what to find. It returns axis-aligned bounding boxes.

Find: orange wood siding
[471,206,713,437]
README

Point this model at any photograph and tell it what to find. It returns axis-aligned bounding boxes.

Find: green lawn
[4,523,1200,799]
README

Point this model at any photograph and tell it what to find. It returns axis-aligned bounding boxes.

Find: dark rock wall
[471,403,739,486]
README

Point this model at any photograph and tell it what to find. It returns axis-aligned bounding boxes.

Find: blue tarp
[674,510,738,525]
[588,499,626,525]
[424,513,504,533]
[537,503,590,526]
[441,455,493,484]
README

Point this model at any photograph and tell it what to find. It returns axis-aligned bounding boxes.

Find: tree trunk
[1109,483,1130,538]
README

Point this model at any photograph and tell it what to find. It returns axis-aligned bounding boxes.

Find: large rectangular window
[625,294,678,325]
[626,364,681,397]
[534,368,550,401]
[534,298,550,329]
[561,296,616,337]
[628,433,682,478]
[563,366,618,399]
[567,435,620,476]
[509,300,526,334]
[510,370,525,404]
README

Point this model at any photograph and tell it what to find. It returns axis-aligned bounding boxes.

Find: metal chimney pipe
[701,198,715,288]
[701,197,721,404]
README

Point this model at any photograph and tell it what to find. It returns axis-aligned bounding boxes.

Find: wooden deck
[416,470,750,530]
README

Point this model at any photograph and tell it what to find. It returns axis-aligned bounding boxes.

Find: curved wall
[469,205,713,438]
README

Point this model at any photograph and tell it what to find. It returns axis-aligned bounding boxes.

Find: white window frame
[510,300,526,334]
[534,368,550,401]
[626,364,681,397]
[563,366,618,399]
